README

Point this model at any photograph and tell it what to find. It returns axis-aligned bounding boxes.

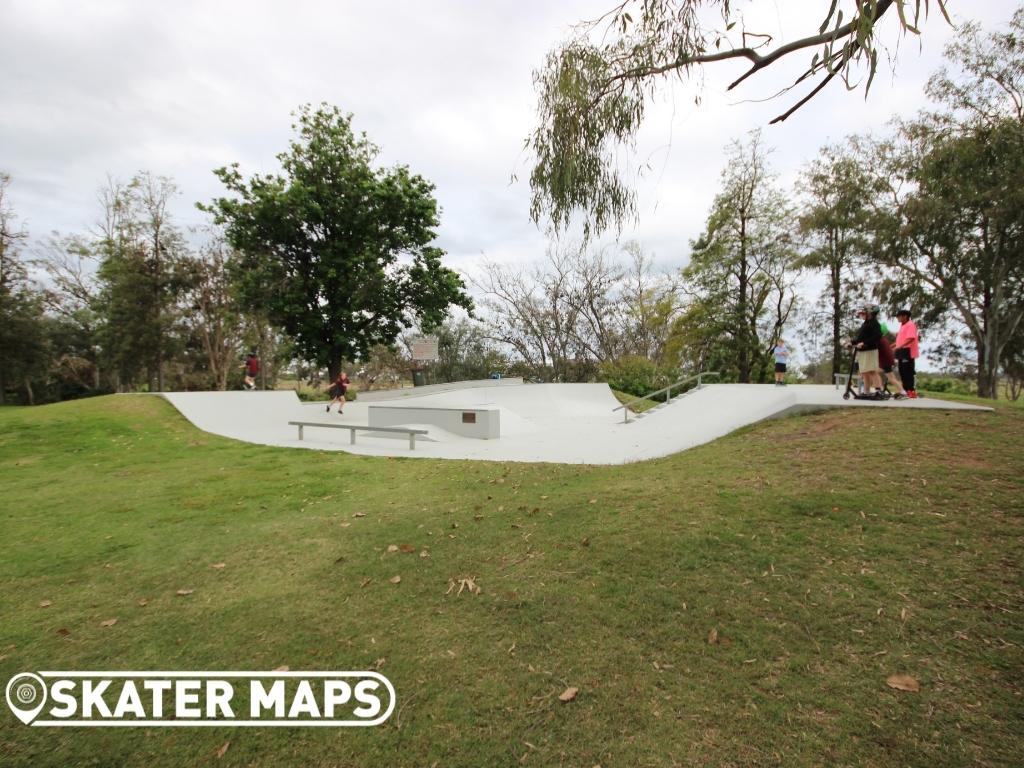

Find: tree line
[0,105,471,404]
[481,10,1024,399]
[1,11,1021,403]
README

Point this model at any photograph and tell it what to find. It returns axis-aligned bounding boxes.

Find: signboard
[411,336,439,361]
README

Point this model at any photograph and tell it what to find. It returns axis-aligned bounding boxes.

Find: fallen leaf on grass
[39,600,52,608]
[56,628,70,637]
[353,512,367,518]
[176,589,194,597]
[210,562,226,570]
[373,657,386,670]
[389,575,402,585]
[100,618,118,628]
[446,576,481,596]
[274,665,290,672]
[399,544,416,554]
[558,687,579,702]
[386,545,399,554]
[137,599,149,607]
[214,741,230,759]
[419,550,430,559]
[708,628,718,644]
[886,674,920,692]
[360,578,372,588]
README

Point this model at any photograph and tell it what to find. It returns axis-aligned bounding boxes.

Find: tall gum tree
[682,131,798,383]
[796,144,876,378]
[865,8,1024,398]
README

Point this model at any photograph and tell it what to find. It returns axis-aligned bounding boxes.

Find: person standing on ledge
[773,338,790,386]
[893,309,920,398]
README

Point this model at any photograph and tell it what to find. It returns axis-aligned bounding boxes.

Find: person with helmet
[850,304,884,398]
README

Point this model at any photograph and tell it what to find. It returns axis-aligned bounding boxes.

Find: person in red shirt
[243,351,260,391]
[326,371,350,414]
[893,309,920,398]
[878,321,908,399]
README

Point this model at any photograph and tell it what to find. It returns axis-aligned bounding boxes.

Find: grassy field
[0,393,1021,767]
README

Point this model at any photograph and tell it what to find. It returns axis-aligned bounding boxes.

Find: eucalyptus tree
[529,0,949,236]
[681,131,798,383]
[796,144,876,378]
[95,173,193,391]
[865,8,1024,398]
[0,172,49,403]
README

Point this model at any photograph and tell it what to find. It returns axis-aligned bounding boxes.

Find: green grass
[0,394,1022,767]
[611,388,659,413]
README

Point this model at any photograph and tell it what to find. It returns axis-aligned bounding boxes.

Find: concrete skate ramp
[156,382,990,464]
[159,391,313,447]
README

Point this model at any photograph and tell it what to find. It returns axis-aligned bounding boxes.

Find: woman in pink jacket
[893,309,920,398]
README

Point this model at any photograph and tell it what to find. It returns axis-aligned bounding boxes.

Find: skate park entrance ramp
[158,380,991,465]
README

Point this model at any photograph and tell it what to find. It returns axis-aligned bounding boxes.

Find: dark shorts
[775,362,787,373]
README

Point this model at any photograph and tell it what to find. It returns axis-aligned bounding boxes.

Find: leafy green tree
[529,0,949,235]
[0,173,51,404]
[681,132,798,383]
[796,144,875,378]
[34,234,106,395]
[203,104,472,381]
[871,119,1024,398]
[95,174,193,391]
[182,232,248,390]
[431,319,508,383]
[1001,327,1024,401]
[865,9,1024,398]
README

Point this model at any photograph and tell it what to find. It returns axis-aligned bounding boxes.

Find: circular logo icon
[5,673,48,725]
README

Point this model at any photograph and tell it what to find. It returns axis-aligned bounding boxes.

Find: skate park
[159,378,991,465]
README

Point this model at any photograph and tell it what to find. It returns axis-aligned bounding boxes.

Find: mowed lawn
[0,394,1021,768]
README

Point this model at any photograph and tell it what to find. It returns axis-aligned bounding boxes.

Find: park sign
[411,336,439,361]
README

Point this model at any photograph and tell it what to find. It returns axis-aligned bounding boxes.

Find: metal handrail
[612,371,720,423]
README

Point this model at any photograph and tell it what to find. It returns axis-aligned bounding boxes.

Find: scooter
[842,345,892,401]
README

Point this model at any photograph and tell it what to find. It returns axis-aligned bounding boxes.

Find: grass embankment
[0,394,1021,767]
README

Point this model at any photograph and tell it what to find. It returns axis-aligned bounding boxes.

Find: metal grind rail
[612,372,721,423]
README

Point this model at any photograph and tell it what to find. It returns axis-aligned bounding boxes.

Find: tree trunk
[830,234,843,379]
[24,377,34,406]
[737,224,750,384]
[327,350,342,383]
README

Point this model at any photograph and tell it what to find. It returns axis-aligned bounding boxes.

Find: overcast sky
[1,0,1013,284]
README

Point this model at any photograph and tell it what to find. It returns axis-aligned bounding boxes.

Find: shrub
[917,375,972,395]
[599,356,667,399]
